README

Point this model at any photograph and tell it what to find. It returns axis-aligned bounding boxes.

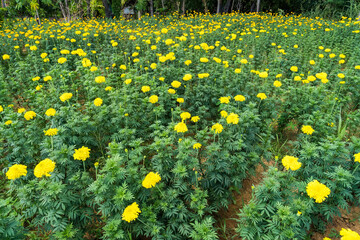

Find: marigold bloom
[184,60,192,65]
[273,81,282,87]
[174,121,188,133]
[180,112,191,120]
[226,113,239,124]
[73,146,91,161]
[24,111,36,120]
[301,125,314,135]
[95,76,106,83]
[220,110,228,118]
[122,202,141,223]
[191,116,200,122]
[6,164,27,180]
[257,93,267,100]
[45,108,56,116]
[212,123,223,134]
[44,128,58,136]
[141,86,151,93]
[30,46,37,51]
[259,72,268,78]
[183,74,192,81]
[5,120,12,125]
[240,59,248,64]
[309,60,315,65]
[105,86,113,91]
[306,180,330,203]
[44,76,52,81]
[171,81,181,88]
[18,108,26,114]
[219,96,230,104]
[339,228,360,240]
[168,88,176,94]
[94,98,103,106]
[34,158,56,178]
[125,79,132,85]
[337,73,345,79]
[234,68,241,73]
[193,143,202,149]
[177,98,184,103]
[58,57,67,64]
[234,95,246,102]
[3,54,10,60]
[120,65,127,70]
[142,172,161,188]
[200,57,209,63]
[290,66,298,72]
[276,74,282,78]
[149,95,158,104]
[60,93,72,102]
[40,53,48,59]
[282,155,301,171]
[0,105,3,112]
[354,153,360,163]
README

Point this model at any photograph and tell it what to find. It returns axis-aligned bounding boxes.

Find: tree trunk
[231,0,235,12]
[202,0,208,13]
[182,0,185,14]
[86,0,91,17]
[1,0,5,8]
[102,0,112,18]
[256,0,260,12]
[138,10,141,19]
[223,0,231,13]
[217,0,221,13]
[149,0,154,16]
[161,0,165,9]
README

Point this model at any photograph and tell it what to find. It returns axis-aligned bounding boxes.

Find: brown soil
[312,206,360,240]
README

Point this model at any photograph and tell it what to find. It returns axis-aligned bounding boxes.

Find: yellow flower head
[306,180,330,203]
[168,88,176,94]
[180,112,191,120]
[73,146,91,161]
[301,125,314,135]
[45,108,56,116]
[290,66,298,72]
[337,73,345,79]
[141,86,151,93]
[183,74,192,81]
[0,105,3,112]
[24,111,36,120]
[82,58,92,67]
[120,65,127,70]
[220,110,228,118]
[5,120,12,125]
[105,86,113,91]
[273,81,282,87]
[18,108,26,114]
[95,76,106,83]
[193,143,202,149]
[44,128,58,136]
[191,116,200,122]
[149,95,158,104]
[339,228,360,240]
[200,57,209,63]
[34,158,56,178]
[2,54,10,60]
[240,59,248,64]
[150,63,157,69]
[226,113,239,124]
[219,96,230,104]
[122,202,141,223]
[354,153,360,163]
[177,98,184,103]
[94,98,103,106]
[40,53,48,59]
[90,66,98,72]
[142,172,161,188]
[282,155,301,171]
[171,81,181,88]
[234,95,246,102]
[257,93,267,100]
[174,121,188,133]
[44,76,52,82]
[58,57,67,64]
[6,164,27,180]
[59,93,72,102]
[234,68,241,74]
[184,60,192,65]
[211,123,223,134]
[259,72,268,78]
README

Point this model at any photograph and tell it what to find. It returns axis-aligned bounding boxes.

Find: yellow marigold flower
[259,72,268,78]
[180,112,191,120]
[73,146,91,161]
[161,28,168,34]
[329,53,336,58]
[321,79,329,84]
[6,164,27,180]
[240,59,248,64]
[5,120,12,125]
[90,66,98,72]
[24,111,36,120]
[226,113,239,124]
[82,58,92,67]
[149,95,158,104]
[18,108,25,114]
[257,93,267,100]
[354,153,360,163]
[105,86,113,91]
[212,123,223,134]
[32,76,40,81]
[36,85,43,91]
[309,60,315,65]
[34,158,55,178]
[323,237,331,240]
[294,76,302,81]
[45,108,56,116]
[290,66,298,72]
[95,76,106,83]
[191,116,200,122]
[174,121,188,133]
[301,125,314,135]
[234,68,241,74]
[0,105,3,112]
[234,95,246,102]
[219,96,230,104]
[159,77,165,81]
[94,162,99,168]
[141,86,151,93]
[58,57,67,64]
[44,76,52,82]
[273,81,282,87]
[316,72,327,79]
[122,202,141,223]
[184,60,192,65]
[220,110,228,118]
[150,63,157,69]
[94,98,103,106]
[198,73,210,78]
[120,65,127,70]
[142,172,161,188]
[132,52,139,57]
[355,65,360,70]
[44,128,58,136]
[60,93,72,102]
[40,53,48,59]
[124,79,132,85]
[30,46,37,51]
[112,42,118,47]
[337,73,345,79]
[325,48,331,52]
[282,155,301,171]
[171,81,181,88]
[340,228,360,240]
[275,74,282,78]
[2,54,10,60]
[306,180,330,203]
[200,57,209,63]
[297,211,302,216]
[177,98,184,103]
[168,88,176,94]
[193,143,202,149]
[183,74,192,81]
